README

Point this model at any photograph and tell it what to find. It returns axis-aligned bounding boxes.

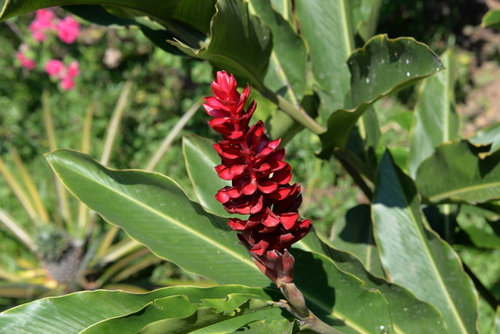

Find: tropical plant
[0,77,206,307]
[1,1,499,333]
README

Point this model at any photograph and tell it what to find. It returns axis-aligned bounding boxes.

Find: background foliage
[0,0,499,333]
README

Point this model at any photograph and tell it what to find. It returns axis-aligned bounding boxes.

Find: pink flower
[56,16,80,44]
[29,9,58,42]
[60,76,75,90]
[16,52,36,70]
[45,59,65,77]
[66,61,80,77]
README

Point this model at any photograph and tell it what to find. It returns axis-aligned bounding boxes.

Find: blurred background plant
[0,8,217,311]
[0,1,499,332]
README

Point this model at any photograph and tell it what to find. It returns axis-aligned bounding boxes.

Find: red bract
[204,71,312,284]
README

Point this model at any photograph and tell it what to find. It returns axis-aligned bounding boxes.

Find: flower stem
[278,282,346,334]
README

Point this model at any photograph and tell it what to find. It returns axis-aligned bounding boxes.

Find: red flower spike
[205,71,312,285]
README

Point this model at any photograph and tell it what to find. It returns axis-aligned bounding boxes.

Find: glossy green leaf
[456,205,500,249]
[416,140,500,204]
[353,0,383,42]
[46,149,269,286]
[469,122,500,155]
[319,35,444,158]
[372,151,478,334]
[226,318,299,333]
[295,0,354,116]
[329,204,385,277]
[482,9,500,29]
[408,49,459,178]
[170,0,272,93]
[137,294,274,333]
[0,285,282,334]
[63,5,202,56]
[299,232,448,334]
[249,0,307,104]
[182,134,231,217]
[291,248,392,334]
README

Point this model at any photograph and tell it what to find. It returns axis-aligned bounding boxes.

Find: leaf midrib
[429,181,500,203]
[50,156,259,274]
[393,167,468,333]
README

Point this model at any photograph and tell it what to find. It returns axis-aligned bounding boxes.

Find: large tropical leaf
[372,151,478,334]
[318,35,444,158]
[291,248,392,334]
[352,0,383,42]
[408,49,459,178]
[0,285,284,334]
[46,149,268,286]
[416,140,500,204]
[170,0,272,94]
[182,134,231,217]
[248,0,307,104]
[295,0,354,118]
[328,204,385,278]
[482,9,500,29]
[469,122,500,155]
[298,232,448,334]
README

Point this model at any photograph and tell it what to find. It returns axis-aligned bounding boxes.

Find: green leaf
[182,134,231,217]
[295,0,354,117]
[229,318,299,333]
[63,5,193,56]
[482,9,500,29]
[408,49,459,178]
[372,151,478,334]
[456,205,500,249]
[299,232,448,334]
[248,0,307,105]
[352,0,383,42]
[45,149,269,286]
[494,307,500,334]
[469,122,500,155]
[329,204,385,277]
[0,285,282,334]
[170,0,272,93]
[290,248,392,334]
[319,35,444,158]
[137,294,274,333]
[416,140,500,204]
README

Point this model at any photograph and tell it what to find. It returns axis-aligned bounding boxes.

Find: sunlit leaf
[408,49,459,178]
[182,135,231,217]
[46,149,269,286]
[482,9,500,29]
[170,0,272,93]
[319,35,443,158]
[373,151,478,334]
[0,285,283,334]
[416,140,500,204]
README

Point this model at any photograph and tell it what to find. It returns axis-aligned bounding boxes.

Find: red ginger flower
[204,71,312,284]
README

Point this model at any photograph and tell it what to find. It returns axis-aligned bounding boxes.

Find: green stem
[278,282,345,334]
[276,95,326,135]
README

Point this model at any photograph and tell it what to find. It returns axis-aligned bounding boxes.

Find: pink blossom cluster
[16,52,36,70]
[29,8,80,44]
[45,60,80,90]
